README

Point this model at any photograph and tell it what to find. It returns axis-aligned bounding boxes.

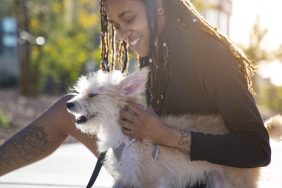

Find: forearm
[191,131,271,168]
[163,126,270,168]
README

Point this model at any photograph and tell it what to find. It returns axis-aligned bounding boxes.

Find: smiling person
[103,0,271,187]
[0,0,270,187]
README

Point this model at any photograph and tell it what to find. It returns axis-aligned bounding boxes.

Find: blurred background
[0,0,282,143]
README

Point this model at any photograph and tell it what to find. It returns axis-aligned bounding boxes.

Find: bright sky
[229,0,282,86]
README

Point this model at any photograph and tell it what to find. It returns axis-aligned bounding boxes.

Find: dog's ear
[119,67,149,96]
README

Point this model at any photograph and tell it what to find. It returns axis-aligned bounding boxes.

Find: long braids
[100,0,129,73]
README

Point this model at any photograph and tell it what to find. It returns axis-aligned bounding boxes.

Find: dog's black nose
[66,102,75,109]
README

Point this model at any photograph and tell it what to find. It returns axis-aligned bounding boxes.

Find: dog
[66,67,282,188]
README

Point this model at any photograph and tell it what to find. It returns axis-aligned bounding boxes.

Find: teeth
[130,37,140,46]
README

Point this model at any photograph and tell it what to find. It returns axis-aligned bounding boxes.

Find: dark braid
[139,0,171,115]
[118,40,129,73]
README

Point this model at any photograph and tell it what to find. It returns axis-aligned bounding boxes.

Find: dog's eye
[88,93,98,98]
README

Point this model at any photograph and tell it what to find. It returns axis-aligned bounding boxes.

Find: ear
[119,67,150,96]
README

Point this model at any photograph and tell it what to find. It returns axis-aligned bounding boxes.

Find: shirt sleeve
[189,37,271,168]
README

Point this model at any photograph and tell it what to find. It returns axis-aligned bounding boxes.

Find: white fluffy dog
[66,67,282,188]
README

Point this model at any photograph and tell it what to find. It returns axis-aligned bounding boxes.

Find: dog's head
[66,67,149,134]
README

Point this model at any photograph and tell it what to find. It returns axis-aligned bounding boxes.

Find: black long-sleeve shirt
[161,14,271,188]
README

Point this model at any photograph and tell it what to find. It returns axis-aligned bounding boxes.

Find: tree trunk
[14,0,32,96]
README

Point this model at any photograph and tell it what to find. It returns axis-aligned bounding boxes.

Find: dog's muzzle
[66,102,96,124]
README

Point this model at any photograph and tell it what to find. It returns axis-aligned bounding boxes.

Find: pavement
[1,140,282,188]
[0,143,114,188]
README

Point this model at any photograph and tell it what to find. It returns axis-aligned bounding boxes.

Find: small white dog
[66,67,282,188]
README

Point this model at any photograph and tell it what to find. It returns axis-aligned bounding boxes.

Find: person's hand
[119,101,192,155]
[119,101,176,146]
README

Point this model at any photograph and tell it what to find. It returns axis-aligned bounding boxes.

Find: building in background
[202,0,233,36]
[0,17,18,86]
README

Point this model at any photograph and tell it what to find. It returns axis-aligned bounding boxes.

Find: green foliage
[191,0,215,12]
[240,15,282,114]
[0,0,13,18]
[18,0,101,94]
[256,82,282,113]
[0,109,9,128]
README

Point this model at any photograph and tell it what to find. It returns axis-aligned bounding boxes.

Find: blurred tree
[243,16,269,64]
[241,15,282,113]
[38,0,100,94]
[13,0,100,96]
[191,0,208,11]
[14,0,32,96]
[273,45,282,61]
[0,0,13,17]
[239,15,269,92]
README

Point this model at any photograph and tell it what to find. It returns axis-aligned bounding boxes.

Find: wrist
[157,123,192,156]
[165,127,182,147]
[167,128,191,155]
[177,130,191,155]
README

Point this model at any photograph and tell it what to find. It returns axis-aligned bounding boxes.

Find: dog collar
[112,139,159,161]
[113,139,136,161]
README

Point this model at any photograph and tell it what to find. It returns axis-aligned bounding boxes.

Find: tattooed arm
[163,127,192,156]
[176,131,192,155]
[0,95,99,176]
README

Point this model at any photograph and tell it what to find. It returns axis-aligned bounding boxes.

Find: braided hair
[100,0,128,73]
[99,0,256,115]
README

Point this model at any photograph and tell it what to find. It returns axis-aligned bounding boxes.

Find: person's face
[105,0,150,57]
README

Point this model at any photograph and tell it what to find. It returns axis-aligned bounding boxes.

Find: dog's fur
[67,68,282,188]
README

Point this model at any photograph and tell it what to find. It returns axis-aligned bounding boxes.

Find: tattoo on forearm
[178,131,191,156]
[0,124,51,175]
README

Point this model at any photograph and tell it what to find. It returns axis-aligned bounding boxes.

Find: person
[0,0,271,187]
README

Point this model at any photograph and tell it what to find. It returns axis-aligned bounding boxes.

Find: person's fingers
[119,118,133,130]
[120,107,137,122]
[125,102,147,115]
[121,127,132,136]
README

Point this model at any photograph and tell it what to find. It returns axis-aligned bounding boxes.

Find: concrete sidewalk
[1,140,282,188]
[0,143,114,188]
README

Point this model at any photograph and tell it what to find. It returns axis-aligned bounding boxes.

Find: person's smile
[105,0,150,57]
